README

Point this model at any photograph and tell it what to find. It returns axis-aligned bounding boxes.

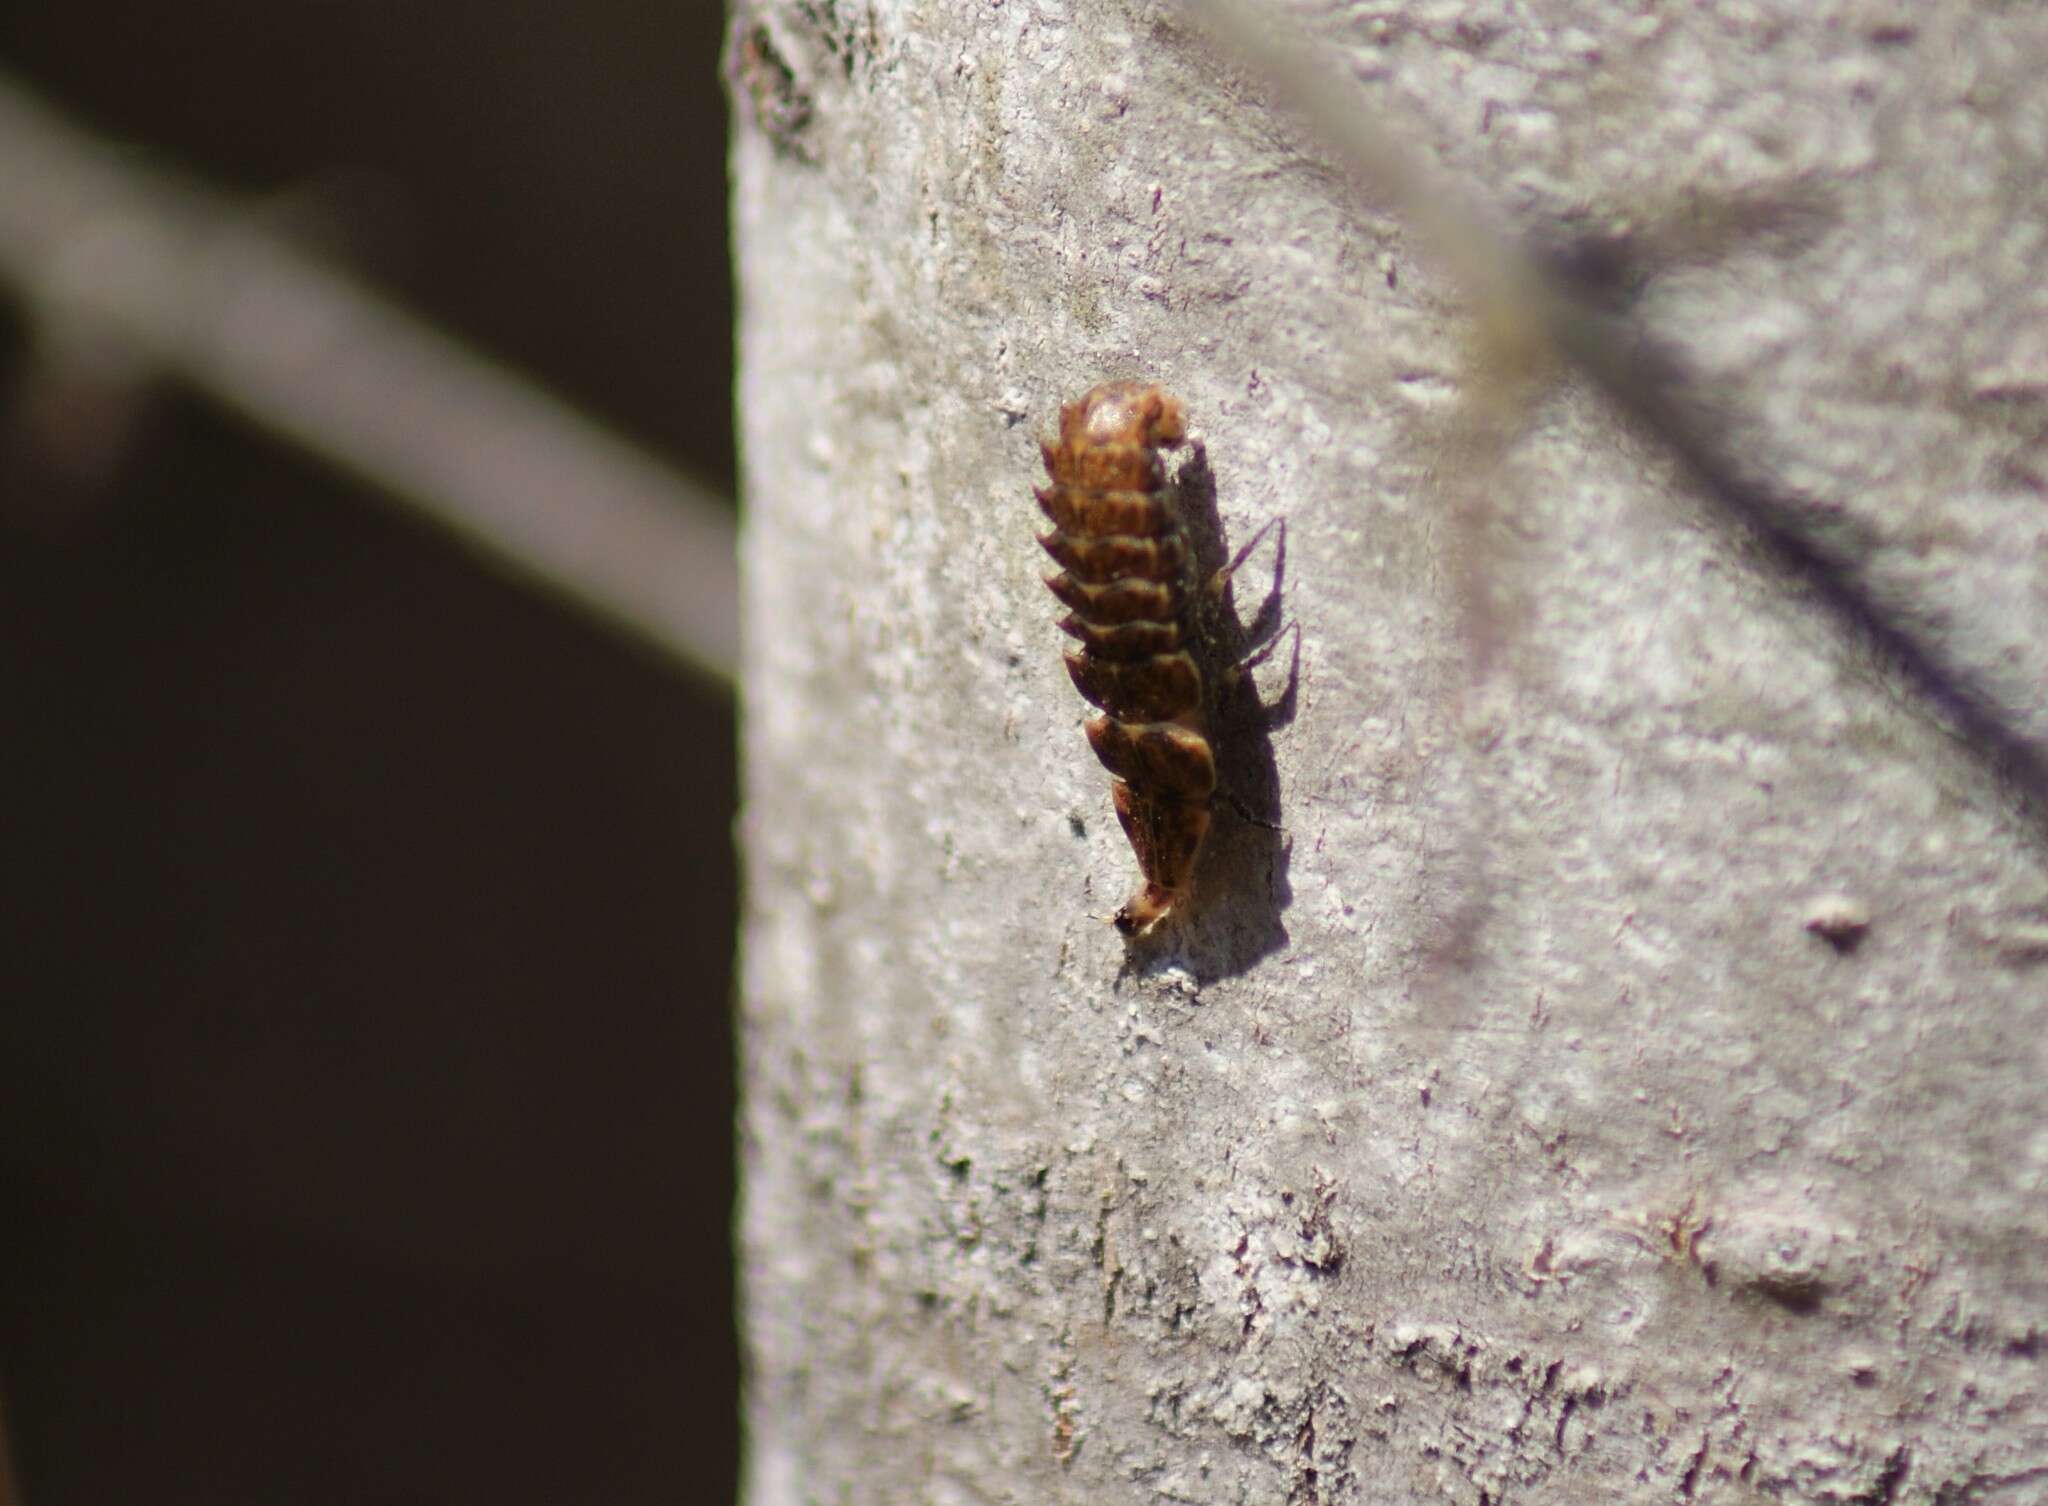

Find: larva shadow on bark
[1036,382,1295,975]
[1169,440,1297,977]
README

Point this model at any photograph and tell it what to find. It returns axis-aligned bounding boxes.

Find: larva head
[1060,381,1186,455]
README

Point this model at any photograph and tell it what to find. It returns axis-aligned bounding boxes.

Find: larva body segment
[1036,380,1216,936]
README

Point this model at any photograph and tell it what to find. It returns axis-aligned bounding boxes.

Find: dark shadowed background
[0,2,740,1501]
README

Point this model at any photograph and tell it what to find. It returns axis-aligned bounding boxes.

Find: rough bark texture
[731,3,2048,1502]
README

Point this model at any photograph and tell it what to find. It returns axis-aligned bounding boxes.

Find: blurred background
[0,1,741,1502]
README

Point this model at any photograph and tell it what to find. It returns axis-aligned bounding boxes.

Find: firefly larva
[1036,380,1224,936]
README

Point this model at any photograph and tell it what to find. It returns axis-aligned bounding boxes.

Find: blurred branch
[0,70,738,687]
[1181,0,2048,817]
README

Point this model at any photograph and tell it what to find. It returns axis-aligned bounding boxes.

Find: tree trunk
[730,2,2048,1500]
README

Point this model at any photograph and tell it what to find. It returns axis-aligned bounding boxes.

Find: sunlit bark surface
[733,4,2048,1500]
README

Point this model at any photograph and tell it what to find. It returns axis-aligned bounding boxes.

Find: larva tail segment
[1109,780,1209,937]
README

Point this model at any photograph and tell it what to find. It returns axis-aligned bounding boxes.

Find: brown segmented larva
[1035,380,1218,936]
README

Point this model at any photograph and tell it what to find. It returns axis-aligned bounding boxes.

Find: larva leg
[1222,619,1302,693]
[1205,516,1284,601]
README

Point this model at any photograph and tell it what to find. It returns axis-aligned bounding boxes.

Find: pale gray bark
[730,2,2048,1502]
